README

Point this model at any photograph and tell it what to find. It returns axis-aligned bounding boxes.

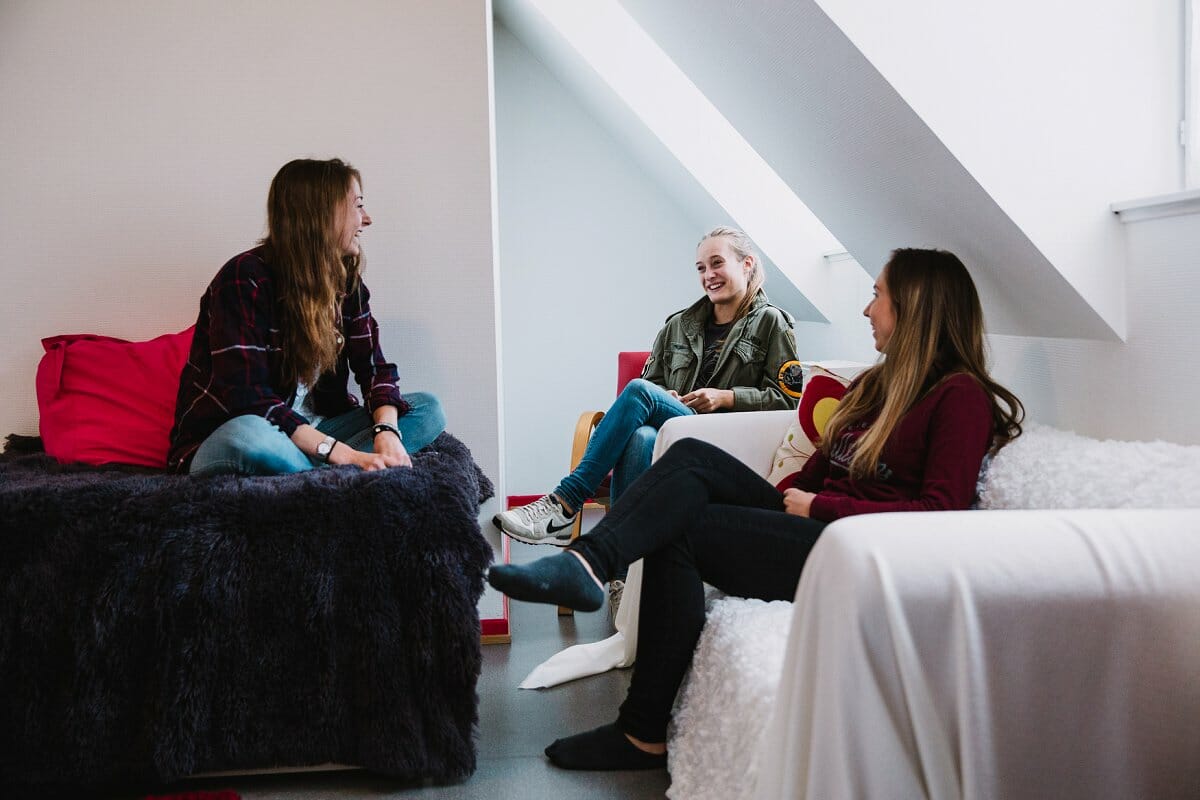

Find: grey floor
[142,541,670,800]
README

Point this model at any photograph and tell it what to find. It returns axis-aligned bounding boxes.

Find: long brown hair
[822,248,1023,479]
[697,226,765,322]
[260,158,363,386]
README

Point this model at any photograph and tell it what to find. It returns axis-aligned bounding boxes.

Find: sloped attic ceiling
[504,0,1150,341]
[495,0,869,326]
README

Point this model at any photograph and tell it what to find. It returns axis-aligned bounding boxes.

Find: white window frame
[1186,0,1199,187]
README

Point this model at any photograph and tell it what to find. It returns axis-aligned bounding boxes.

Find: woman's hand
[362,406,412,469]
[681,388,734,413]
[783,488,816,517]
[329,444,389,471]
[372,429,412,469]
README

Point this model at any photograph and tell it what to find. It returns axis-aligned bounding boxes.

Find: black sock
[544,723,667,771]
[487,553,604,612]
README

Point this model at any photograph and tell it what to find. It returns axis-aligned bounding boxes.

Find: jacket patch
[778,360,804,398]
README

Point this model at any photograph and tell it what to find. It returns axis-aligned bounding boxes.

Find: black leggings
[569,437,828,743]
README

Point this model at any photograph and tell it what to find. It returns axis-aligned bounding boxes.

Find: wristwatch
[316,435,337,463]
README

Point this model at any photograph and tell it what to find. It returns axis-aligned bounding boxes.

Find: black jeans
[569,437,828,743]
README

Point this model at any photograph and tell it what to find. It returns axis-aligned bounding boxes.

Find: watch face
[317,439,334,456]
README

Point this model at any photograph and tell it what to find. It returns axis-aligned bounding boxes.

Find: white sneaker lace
[514,495,560,524]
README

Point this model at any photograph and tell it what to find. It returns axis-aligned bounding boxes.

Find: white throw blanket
[517,559,641,688]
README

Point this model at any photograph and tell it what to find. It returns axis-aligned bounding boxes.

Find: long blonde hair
[822,248,1023,479]
[698,226,765,322]
[260,158,363,386]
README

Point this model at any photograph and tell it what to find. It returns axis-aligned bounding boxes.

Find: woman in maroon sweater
[488,248,1024,771]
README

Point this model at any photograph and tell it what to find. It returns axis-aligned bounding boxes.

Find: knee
[210,414,282,451]
[612,379,668,419]
[620,378,658,402]
[661,436,709,460]
[405,392,446,429]
[399,392,447,449]
[193,415,306,475]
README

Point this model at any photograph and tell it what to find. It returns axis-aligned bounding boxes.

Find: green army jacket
[641,290,801,411]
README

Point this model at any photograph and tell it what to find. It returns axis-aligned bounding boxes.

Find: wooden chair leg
[559,410,605,617]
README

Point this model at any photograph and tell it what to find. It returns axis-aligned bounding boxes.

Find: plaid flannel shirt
[167,248,407,471]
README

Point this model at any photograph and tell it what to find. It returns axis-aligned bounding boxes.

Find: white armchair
[522,407,1200,800]
[650,408,795,472]
[648,411,1200,800]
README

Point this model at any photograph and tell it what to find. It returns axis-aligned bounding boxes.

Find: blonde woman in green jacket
[495,226,801,547]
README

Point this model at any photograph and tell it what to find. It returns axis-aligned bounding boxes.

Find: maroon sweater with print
[790,373,992,521]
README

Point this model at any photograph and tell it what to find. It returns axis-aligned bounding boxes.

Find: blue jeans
[553,379,694,513]
[189,392,446,476]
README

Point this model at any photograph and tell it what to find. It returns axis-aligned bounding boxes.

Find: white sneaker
[493,495,578,546]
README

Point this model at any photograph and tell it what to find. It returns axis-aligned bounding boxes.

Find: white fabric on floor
[517,558,641,688]
[753,508,1200,800]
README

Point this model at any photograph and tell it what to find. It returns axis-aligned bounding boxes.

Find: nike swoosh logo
[545,518,574,534]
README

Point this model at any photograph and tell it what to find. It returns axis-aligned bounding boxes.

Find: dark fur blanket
[0,433,494,793]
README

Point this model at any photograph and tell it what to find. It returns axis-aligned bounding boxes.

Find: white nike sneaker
[493,494,578,546]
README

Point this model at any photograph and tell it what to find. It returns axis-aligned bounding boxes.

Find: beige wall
[0,1,503,502]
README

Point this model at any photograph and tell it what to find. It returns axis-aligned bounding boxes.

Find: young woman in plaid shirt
[168,158,443,475]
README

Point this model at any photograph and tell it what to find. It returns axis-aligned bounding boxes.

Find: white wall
[990,211,1200,445]
[607,0,1200,445]
[0,1,502,504]
[494,23,708,495]
[797,0,1197,445]
[615,0,1170,341]
[814,0,1182,338]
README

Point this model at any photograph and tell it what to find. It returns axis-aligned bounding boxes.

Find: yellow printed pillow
[766,362,867,490]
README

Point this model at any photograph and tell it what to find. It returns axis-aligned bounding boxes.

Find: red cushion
[770,370,851,492]
[797,373,849,444]
[36,327,195,467]
[616,351,651,395]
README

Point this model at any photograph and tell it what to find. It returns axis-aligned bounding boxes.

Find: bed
[0,432,494,796]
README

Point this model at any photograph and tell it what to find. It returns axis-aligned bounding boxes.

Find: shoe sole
[492,514,574,547]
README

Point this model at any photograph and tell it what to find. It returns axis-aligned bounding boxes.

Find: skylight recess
[523,0,871,323]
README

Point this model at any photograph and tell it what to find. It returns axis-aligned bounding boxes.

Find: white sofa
[653,410,1200,800]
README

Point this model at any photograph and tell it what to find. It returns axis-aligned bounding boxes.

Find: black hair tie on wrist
[373,423,403,441]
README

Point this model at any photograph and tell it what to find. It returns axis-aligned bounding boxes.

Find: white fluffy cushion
[667,598,794,800]
[979,423,1200,510]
